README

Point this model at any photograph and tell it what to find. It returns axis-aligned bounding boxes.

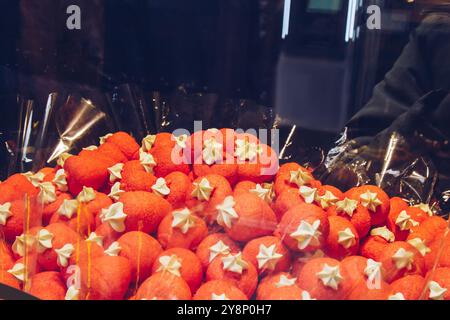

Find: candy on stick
[135,272,192,300]
[274,163,314,196]
[195,233,240,270]
[345,185,390,226]
[275,203,329,253]
[206,252,258,298]
[360,226,395,261]
[77,255,131,300]
[161,172,191,209]
[119,160,155,192]
[117,231,163,284]
[102,132,140,160]
[236,144,278,184]
[273,189,304,221]
[152,247,203,293]
[28,271,66,300]
[327,197,371,238]
[103,191,172,234]
[186,174,232,223]
[387,206,428,241]
[379,241,425,283]
[242,236,291,274]
[390,275,427,300]
[193,280,247,300]
[325,216,360,260]
[296,257,352,300]
[218,193,277,242]
[157,208,208,250]
[256,272,299,300]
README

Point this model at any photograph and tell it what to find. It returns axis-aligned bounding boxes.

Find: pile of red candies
[0,129,449,300]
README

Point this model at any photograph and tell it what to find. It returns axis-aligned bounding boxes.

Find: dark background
[0,0,432,140]
[0,0,283,101]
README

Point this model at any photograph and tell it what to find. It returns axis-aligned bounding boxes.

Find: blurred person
[321,2,450,211]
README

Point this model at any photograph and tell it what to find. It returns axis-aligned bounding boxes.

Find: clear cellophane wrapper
[0,84,448,300]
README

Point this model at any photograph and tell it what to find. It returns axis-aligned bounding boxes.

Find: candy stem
[135,221,144,294]
[23,194,31,292]
[76,204,82,264]
[86,240,92,300]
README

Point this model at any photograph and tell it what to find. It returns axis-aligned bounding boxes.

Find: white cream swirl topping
[407,238,431,257]
[139,150,157,174]
[256,244,283,270]
[77,186,96,203]
[108,182,125,201]
[171,208,195,234]
[57,152,73,168]
[104,242,122,256]
[100,202,127,232]
[152,178,171,196]
[235,139,261,162]
[316,264,343,290]
[209,240,231,263]
[337,228,356,249]
[38,182,57,205]
[392,248,414,270]
[37,229,54,253]
[7,263,26,281]
[216,196,239,229]
[360,191,382,212]
[428,281,447,300]
[141,134,156,152]
[12,233,36,257]
[57,199,79,219]
[108,163,124,183]
[299,186,317,204]
[99,133,113,145]
[86,232,104,247]
[395,210,419,231]
[370,226,395,242]
[23,171,45,187]
[289,169,312,187]
[55,243,75,267]
[335,198,358,217]
[156,255,182,277]
[290,220,321,250]
[192,178,214,201]
[222,252,248,274]
[275,275,297,288]
[203,137,223,165]
[53,169,68,192]
[0,202,12,226]
[316,191,339,209]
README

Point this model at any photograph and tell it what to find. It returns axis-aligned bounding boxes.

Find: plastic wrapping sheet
[0,95,36,177]
[146,87,276,134]
[0,84,449,301]
[33,94,115,170]
[316,91,450,219]
[106,84,155,137]
[318,130,438,207]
